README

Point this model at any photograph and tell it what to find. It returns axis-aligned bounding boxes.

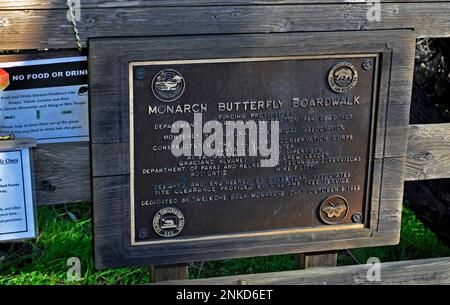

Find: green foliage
[0,203,449,284]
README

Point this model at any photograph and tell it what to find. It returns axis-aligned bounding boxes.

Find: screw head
[42,180,56,192]
[362,59,374,71]
[138,228,149,239]
[135,68,146,80]
[351,212,363,223]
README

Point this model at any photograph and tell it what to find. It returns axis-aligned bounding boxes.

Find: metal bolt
[135,68,146,80]
[138,228,149,239]
[42,181,56,192]
[362,59,373,71]
[351,212,363,223]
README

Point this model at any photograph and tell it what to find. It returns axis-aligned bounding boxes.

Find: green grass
[0,203,449,284]
[0,204,149,284]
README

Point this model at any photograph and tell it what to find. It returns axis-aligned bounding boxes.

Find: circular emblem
[328,62,358,94]
[152,207,185,238]
[319,196,349,225]
[151,69,185,102]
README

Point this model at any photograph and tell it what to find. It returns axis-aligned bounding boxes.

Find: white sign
[0,148,36,241]
[0,57,89,144]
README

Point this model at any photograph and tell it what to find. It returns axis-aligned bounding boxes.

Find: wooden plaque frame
[90,30,415,269]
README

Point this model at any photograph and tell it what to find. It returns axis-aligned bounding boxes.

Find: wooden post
[150,264,189,283]
[295,251,338,269]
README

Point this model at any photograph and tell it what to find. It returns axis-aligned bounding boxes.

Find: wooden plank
[0,138,36,150]
[33,142,91,205]
[405,123,450,181]
[150,264,189,283]
[2,3,450,50]
[382,36,416,159]
[157,257,450,285]
[1,1,447,10]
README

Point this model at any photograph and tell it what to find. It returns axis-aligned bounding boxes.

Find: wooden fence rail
[1,0,448,9]
[156,256,450,285]
[33,123,450,205]
[405,124,450,181]
[2,1,450,50]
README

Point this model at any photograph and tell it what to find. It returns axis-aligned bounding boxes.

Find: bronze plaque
[130,55,377,245]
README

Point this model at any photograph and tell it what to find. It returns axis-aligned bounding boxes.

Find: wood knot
[86,17,96,28]
[117,11,127,19]
[0,17,10,27]
[417,151,433,161]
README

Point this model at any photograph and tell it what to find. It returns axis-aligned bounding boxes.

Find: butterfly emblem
[321,201,347,218]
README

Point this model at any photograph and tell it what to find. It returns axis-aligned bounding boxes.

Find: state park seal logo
[152,207,185,238]
[151,69,185,102]
[328,62,358,94]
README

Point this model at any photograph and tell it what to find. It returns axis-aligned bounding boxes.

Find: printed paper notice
[0,57,88,143]
[0,149,36,241]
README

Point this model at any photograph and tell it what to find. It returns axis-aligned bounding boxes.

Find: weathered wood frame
[90,30,415,269]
